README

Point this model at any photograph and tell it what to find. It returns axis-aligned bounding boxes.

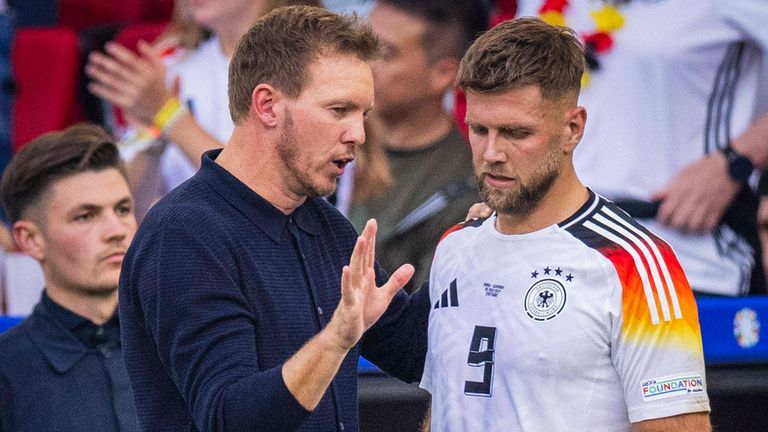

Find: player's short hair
[228,5,380,123]
[1,123,125,224]
[458,17,584,100]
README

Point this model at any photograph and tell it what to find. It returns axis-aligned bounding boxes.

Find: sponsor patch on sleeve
[640,372,705,402]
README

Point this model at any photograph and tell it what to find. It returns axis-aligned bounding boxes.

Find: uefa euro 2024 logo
[733,307,760,349]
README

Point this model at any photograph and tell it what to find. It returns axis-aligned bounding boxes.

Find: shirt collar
[41,290,90,333]
[197,149,319,243]
[28,294,88,374]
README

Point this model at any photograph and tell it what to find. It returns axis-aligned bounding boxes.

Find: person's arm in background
[86,41,223,168]
[652,111,768,233]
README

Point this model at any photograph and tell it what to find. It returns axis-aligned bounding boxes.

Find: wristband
[153,97,189,136]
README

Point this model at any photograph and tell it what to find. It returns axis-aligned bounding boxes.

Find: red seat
[113,21,167,53]
[58,0,145,31]
[141,0,174,23]
[12,28,81,152]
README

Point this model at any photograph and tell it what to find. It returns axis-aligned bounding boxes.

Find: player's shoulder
[438,216,488,244]
[558,190,679,270]
[560,190,694,323]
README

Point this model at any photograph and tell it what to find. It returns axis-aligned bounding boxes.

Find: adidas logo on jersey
[434,279,459,309]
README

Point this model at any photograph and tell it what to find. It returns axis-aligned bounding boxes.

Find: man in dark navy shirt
[0,124,139,431]
[119,6,431,432]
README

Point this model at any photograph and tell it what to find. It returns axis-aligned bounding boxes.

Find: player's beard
[276,109,337,198]
[476,144,561,218]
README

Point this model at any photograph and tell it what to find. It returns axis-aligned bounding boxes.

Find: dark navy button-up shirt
[120,150,430,432]
[0,292,138,432]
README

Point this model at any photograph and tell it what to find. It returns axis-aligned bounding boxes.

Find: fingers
[105,42,141,67]
[87,81,134,110]
[465,202,493,221]
[348,231,367,283]
[380,264,415,299]
[340,265,354,305]
[361,219,377,270]
[137,40,166,68]
[87,52,145,90]
[654,192,676,228]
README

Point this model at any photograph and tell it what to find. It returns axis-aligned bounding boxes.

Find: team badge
[524,279,567,321]
[524,267,571,321]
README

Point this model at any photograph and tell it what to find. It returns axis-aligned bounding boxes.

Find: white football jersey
[421,191,710,431]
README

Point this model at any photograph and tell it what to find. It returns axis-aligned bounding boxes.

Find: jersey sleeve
[718,0,768,49]
[606,235,711,423]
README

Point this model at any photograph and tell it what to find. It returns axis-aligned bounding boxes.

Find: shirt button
[99,345,113,358]
[317,307,323,315]
[96,327,105,336]
[339,422,344,430]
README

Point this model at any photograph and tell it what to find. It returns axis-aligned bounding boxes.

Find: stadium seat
[141,0,174,23]
[113,21,167,53]
[11,27,81,153]
[58,0,144,31]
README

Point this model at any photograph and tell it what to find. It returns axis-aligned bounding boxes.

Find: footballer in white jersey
[421,191,710,431]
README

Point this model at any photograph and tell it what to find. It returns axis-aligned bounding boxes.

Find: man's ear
[428,57,459,95]
[250,84,281,128]
[12,220,45,261]
[563,105,587,153]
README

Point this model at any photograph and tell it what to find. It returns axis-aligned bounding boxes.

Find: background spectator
[348,0,488,293]
[0,124,139,432]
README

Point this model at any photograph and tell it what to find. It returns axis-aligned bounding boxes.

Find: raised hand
[86,40,172,126]
[327,219,414,351]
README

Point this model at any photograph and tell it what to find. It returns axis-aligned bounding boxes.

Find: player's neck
[495,172,589,235]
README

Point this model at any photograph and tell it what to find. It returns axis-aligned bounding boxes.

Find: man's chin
[80,283,119,297]
[306,178,339,199]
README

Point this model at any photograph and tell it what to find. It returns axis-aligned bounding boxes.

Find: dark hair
[378,0,489,62]
[228,5,380,123]
[1,123,125,223]
[458,17,585,100]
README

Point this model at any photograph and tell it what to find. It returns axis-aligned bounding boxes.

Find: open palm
[331,219,414,350]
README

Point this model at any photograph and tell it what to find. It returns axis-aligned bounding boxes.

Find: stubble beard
[78,283,119,297]
[476,146,562,218]
[276,109,337,198]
